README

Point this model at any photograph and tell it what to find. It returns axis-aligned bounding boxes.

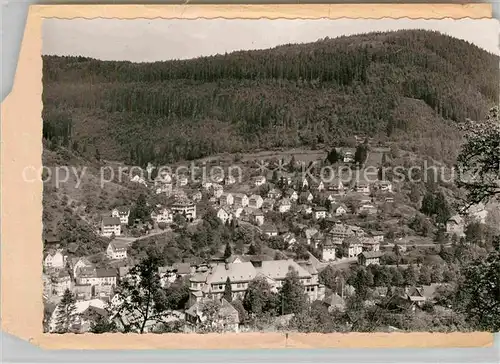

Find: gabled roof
[114,206,130,214]
[109,239,130,251]
[259,259,311,280]
[207,262,257,284]
[96,268,118,278]
[102,217,121,225]
[358,251,383,259]
[324,293,345,307]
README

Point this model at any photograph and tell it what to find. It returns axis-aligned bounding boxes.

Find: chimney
[225,262,230,270]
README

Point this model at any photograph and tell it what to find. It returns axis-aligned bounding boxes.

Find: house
[358,251,383,266]
[154,207,173,224]
[212,184,224,198]
[48,298,107,333]
[323,293,346,312]
[446,215,465,237]
[70,257,93,278]
[43,250,65,270]
[53,269,73,296]
[262,198,275,212]
[313,206,328,220]
[253,176,266,186]
[345,237,364,258]
[342,150,355,163]
[219,192,234,206]
[217,207,233,225]
[326,178,345,194]
[185,298,240,333]
[378,181,393,193]
[73,284,93,301]
[101,217,121,237]
[171,198,197,222]
[361,237,380,252]
[159,263,192,287]
[267,188,282,199]
[262,224,279,237]
[111,207,130,224]
[359,204,378,215]
[97,268,118,286]
[315,181,325,191]
[252,210,265,226]
[189,259,323,304]
[303,228,319,245]
[154,174,173,195]
[299,191,314,203]
[321,242,337,262]
[331,203,348,216]
[384,196,395,203]
[277,198,292,213]
[232,193,249,207]
[285,188,299,201]
[248,194,263,209]
[354,181,371,195]
[106,239,129,260]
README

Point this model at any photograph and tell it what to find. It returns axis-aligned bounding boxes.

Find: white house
[217,207,233,224]
[219,192,234,206]
[359,204,377,215]
[44,250,65,270]
[378,181,393,193]
[277,198,292,213]
[212,184,224,198]
[248,195,264,209]
[313,206,328,220]
[232,193,249,207]
[111,207,130,224]
[331,203,348,216]
[155,208,173,224]
[286,189,299,201]
[101,217,121,237]
[354,182,371,195]
[253,211,265,226]
[321,244,337,262]
[106,239,129,260]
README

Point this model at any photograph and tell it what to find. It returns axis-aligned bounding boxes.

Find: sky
[42,18,500,62]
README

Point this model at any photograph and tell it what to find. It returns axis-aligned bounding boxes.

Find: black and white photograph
[40,18,500,335]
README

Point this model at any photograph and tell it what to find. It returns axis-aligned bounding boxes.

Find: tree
[418,265,432,285]
[224,277,233,302]
[457,246,500,332]
[279,268,307,315]
[223,242,232,259]
[455,106,500,209]
[393,244,402,266]
[54,288,77,333]
[112,254,169,334]
[354,143,369,165]
[404,265,418,286]
[90,314,117,333]
[243,277,276,316]
[326,148,340,164]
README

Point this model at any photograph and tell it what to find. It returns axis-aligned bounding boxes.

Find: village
[42,143,495,334]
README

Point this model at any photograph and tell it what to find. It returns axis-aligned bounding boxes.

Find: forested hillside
[42,30,499,165]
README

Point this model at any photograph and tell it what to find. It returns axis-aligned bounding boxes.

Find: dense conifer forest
[42,30,499,165]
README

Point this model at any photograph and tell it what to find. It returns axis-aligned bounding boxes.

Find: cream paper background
[0,3,496,349]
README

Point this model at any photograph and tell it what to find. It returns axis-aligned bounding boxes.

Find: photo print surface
[41,18,500,335]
